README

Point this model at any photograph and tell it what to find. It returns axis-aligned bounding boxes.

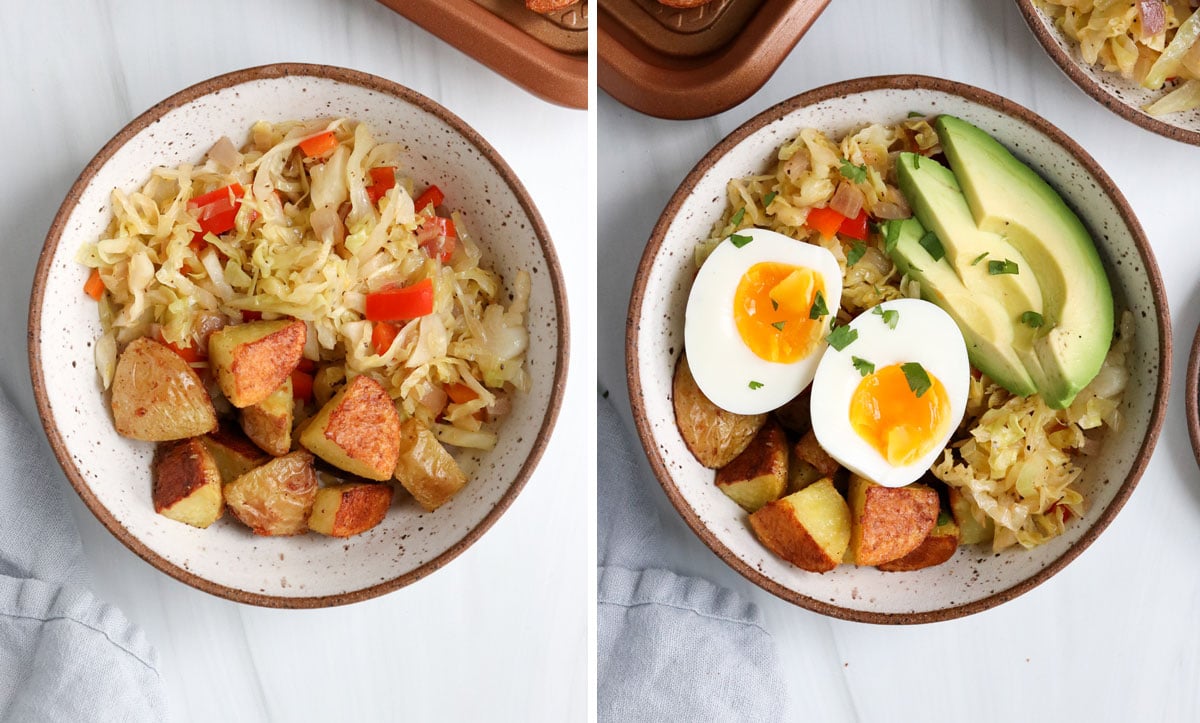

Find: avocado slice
[936,115,1112,408]
[888,218,1038,397]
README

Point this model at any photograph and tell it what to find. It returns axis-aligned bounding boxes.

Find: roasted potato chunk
[224,450,318,536]
[394,418,468,511]
[773,390,812,436]
[949,487,994,545]
[526,0,577,12]
[793,430,841,479]
[878,511,960,572]
[241,378,293,456]
[300,375,400,480]
[208,319,306,408]
[672,355,766,469]
[201,424,269,483]
[308,483,394,538]
[749,478,851,573]
[110,337,218,442]
[848,475,939,567]
[152,438,223,528]
[715,419,787,513]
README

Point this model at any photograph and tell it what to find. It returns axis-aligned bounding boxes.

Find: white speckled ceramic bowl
[29,64,568,607]
[1016,0,1200,145]
[627,75,1170,623]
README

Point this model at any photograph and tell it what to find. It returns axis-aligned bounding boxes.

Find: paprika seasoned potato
[673,355,766,469]
[847,475,939,567]
[715,419,787,513]
[749,478,851,573]
[152,437,223,528]
[224,450,318,536]
[308,483,394,538]
[111,337,218,441]
[394,418,468,511]
[241,378,293,456]
[208,319,306,408]
[877,512,961,572]
[300,375,401,480]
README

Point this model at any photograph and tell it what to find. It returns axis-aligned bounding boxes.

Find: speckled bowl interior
[1016,0,1200,145]
[627,75,1169,623]
[30,64,567,607]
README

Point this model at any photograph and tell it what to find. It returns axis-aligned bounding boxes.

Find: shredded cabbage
[77,119,529,447]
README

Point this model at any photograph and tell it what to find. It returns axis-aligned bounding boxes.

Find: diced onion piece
[1138,0,1166,39]
[1144,7,1200,89]
[207,136,242,171]
[828,181,864,219]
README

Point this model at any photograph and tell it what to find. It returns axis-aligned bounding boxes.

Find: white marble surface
[1,1,590,721]
[600,1,1200,720]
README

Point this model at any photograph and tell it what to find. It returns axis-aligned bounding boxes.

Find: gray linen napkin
[0,385,166,722]
[598,390,785,722]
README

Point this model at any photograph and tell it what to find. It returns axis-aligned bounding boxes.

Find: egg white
[684,228,843,415]
[810,298,969,488]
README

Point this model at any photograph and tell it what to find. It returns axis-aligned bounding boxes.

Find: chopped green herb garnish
[872,306,899,329]
[763,191,777,208]
[914,155,921,169]
[809,290,828,320]
[730,207,746,226]
[730,233,753,248]
[826,324,858,351]
[839,158,867,184]
[988,259,1019,275]
[908,110,925,118]
[918,231,945,262]
[852,356,875,377]
[901,362,932,398]
[970,252,988,266]
[748,381,764,390]
[771,299,779,311]
[772,321,786,331]
[846,240,867,267]
[1020,310,1044,328]
[937,511,952,526]
[884,220,902,254]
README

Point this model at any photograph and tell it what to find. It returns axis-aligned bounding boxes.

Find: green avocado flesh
[890,115,1113,408]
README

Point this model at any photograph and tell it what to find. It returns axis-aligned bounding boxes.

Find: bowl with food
[29,63,568,607]
[1017,0,1200,144]
[627,75,1169,623]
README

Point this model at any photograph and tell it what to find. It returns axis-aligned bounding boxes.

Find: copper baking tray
[599,0,830,119]
[378,0,587,109]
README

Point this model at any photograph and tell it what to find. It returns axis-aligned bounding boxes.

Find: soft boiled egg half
[685,228,843,415]
[810,298,969,488]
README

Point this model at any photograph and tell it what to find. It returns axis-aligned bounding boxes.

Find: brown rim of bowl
[27,62,570,609]
[1014,0,1200,146]
[626,74,1171,625]
[1187,319,1200,471]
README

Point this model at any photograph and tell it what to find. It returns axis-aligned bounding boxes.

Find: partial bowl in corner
[29,63,568,608]
[1016,0,1200,145]
[626,75,1169,623]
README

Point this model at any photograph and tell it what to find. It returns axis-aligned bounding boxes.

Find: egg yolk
[849,363,951,467]
[733,262,826,363]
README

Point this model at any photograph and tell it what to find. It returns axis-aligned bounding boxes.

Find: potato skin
[224,450,318,536]
[111,337,218,441]
[715,418,787,512]
[525,0,577,11]
[877,514,961,572]
[749,478,850,573]
[672,355,766,469]
[202,424,269,483]
[308,483,393,538]
[300,375,401,480]
[848,475,939,567]
[152,438,223,528]
[394,418,467,511]
[240,378,293,456]
[208,319,306,408]
[793,430,841,479]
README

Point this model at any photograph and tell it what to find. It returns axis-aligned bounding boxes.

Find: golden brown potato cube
[152,438,223,528]
[308,483,394,538]
[715,419,787,513]
[111,337,218,441]
[878,511,961,572]
[526,0,577,12]
[299,375,400,480]
[201,424,269,483]
[786,453,823,495]
[848,475,939,567]
[749,478,851,573]
[793,430,841,478]
[672,355,766,469]
[208,319,306,408]
[224,450,318,536]
[394,418,468,511]
[240,377,293,456]
[948,487,994,545]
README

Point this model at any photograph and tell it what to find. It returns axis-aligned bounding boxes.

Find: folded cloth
[597,390,785,723]
[0,386,166,722]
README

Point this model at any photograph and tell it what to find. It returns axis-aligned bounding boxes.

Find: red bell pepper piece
[188,183,245,237]
[806,206,846,239]
[838,210,869,241]
[290,369,314,402]
[371,321,400,355]
[364,279,435,321]
[366,167,397,205]
[84,269,104,300]
[417,217,458,263]
[298,131,338,158]
[413,185,444,213]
